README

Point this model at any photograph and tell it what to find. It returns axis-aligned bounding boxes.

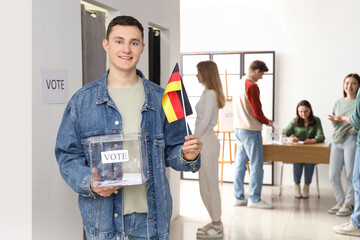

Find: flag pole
[179,78,190,136]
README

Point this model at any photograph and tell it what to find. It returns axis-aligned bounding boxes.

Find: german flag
[162,63,193,123]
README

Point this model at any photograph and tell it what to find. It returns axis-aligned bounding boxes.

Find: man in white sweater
[232,60,274,209]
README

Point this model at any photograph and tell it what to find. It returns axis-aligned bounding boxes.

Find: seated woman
[328,73,360,216]
[284,100,325,198]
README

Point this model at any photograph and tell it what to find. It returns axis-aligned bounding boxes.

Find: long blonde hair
[196,61,226,109]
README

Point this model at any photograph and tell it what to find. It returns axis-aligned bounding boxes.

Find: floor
[170,180,360,240]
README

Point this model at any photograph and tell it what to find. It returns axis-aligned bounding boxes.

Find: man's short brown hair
[249,60,269,72]
[106,15,144,41]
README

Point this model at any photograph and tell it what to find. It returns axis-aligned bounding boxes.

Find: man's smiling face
[103,25,145,73]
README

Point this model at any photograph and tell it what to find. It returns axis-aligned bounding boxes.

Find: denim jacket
[55,70,200,240]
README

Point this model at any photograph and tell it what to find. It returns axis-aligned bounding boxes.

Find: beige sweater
[194,89,219,137]
[233,77,269,131]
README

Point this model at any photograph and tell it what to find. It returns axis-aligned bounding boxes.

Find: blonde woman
[195,61,225,239]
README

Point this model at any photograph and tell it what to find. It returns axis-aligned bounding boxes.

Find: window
[181,51,275,185]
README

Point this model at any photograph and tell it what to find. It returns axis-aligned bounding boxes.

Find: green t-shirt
[284,116,325,142]
[331,98,358,143]
[108,77,148,215]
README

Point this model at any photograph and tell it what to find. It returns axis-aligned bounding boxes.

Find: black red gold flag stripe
[162,63,193,123]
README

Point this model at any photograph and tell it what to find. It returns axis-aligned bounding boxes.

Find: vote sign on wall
[41,68,69,104]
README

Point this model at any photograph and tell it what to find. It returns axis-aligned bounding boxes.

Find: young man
[55,16,202,240]
[232,60,274,209]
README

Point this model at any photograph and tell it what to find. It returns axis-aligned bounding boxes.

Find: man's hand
[91,167,122,197]
[182,135,203,161]
[267,119,275,131]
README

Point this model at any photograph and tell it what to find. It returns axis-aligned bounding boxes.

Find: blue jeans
[293,163,315,185]
[124,213,148,239]
[351,151,360,228]
[329,135,356,205]
[234,129,264,202]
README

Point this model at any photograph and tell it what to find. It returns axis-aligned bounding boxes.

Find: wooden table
[263,143,331,197]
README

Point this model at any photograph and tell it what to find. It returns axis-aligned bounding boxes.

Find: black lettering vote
[104,152,128,161]
[46,79,65,90]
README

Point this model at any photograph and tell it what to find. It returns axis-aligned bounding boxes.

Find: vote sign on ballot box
[89,133,148,188]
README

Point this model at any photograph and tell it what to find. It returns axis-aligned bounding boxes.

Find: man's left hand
[182,135,203,161]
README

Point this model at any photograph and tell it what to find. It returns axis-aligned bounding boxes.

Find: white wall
[32,0,84,239]
[181,0,360,189]
[0,1,32,239]
[31,0,181,239]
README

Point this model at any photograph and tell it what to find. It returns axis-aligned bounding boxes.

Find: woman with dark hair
[333,73,360,237]
[194,61,225,239]
[328,73,360,216]
[284,100,325,198]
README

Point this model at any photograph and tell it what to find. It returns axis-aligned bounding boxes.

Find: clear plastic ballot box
[88,133,149,188]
